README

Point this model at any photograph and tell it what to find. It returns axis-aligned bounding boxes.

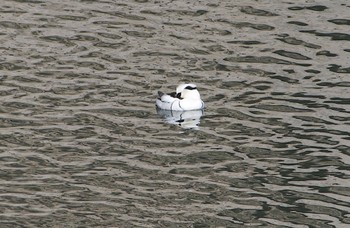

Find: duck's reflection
[156,109,204,129]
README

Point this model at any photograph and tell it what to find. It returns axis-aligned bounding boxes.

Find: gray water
[1,0,350,227]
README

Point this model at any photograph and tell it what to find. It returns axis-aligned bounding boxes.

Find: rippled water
[1,0,350,227]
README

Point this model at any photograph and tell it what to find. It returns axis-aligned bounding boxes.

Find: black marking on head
[168,92,183,99]
[185,85,197,90]
[168,92,177,98]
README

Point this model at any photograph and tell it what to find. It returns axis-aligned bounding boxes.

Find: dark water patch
[56,15,88,21]
[293,116,334,125]
[33,127,97,139]
[0,10,27,14]
[275,36,321,49]
[249,80,273,86]
[2,102,36,109]
[0,21,31,29]
[92,108,152,119]
[251,104,311,113]
[270,75,299,83]
[162,22,192,27]
[317,81,350,87]
[329,116,350,122]
[169,34,192,40]
[122,30,155,38]
[0,61,30,70]
[92,10,146,20]
[186,48,210,55]
[133,51,180,57]
[197,61,221,71]
[206,94,226,102]
[31,55,57,64]
[288,6,305,11]
[140,10,163,16]
[305,69,321,74]
[217,19,275,31]
[240,6,279,16]
[298,156,346,169]
[252,85,271,91]
[60,61,105,70]
[215,162,250,174]
[288,5,328,11]
[336,145,350,156]
[327,64,350,73]
[92,20,128,26]
[80,52,126,64]
[242,68,275,77]
[220,81,249,89]
[141,151,242,166]
[265,97,332,110]
[228,40,264,45]
[287,21,308,26]
[0,118,41,127]
[311,129,350,138]
[283,69,295,74]
[93,41,125,49]
[303,75,313,79]
[203,63,230,72]
[101,55,126,64]
[224,56,311,66]
[291,92,326,100]
[316,50,338,57]
[328,19,350,25]
[288,131,339,145]
[79,51,103,58]
[239,22,274,31]
[300,30,350,41]
[306,5,328,11]
[107,71,145,78]
[61,113,136,135]
[70,34,100,42]
[216,108,288,127]
[39,35,72,45]
[97,32,122,40]
[273,50,311,60]
[220,124,274,137]
[166,9,208,16]
[324,97,350,105]
[234,91,266,104]
[205,44,226,52]
[0,89,15,97]
[10,0,44,2]
[17,85,46,94]
[205,28,232,36]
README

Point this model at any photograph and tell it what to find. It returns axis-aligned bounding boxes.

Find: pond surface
[1,0,350,227]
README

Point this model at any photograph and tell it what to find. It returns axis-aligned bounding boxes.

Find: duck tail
[157,91,164,99]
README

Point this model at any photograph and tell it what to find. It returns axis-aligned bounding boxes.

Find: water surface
[1,0,350,227]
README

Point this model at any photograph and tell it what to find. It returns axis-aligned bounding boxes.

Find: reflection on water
[1,0,350,227]
[157,108,204,129]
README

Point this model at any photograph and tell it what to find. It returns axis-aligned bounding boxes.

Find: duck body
[156,84,205,111]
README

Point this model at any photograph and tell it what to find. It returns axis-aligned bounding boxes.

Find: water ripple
[1,0,349,227]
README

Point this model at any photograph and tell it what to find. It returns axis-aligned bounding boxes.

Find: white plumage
[156,83,205,111]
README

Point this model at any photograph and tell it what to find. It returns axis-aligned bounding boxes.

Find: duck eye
[176,93,182,98]
[185,86,196,90]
